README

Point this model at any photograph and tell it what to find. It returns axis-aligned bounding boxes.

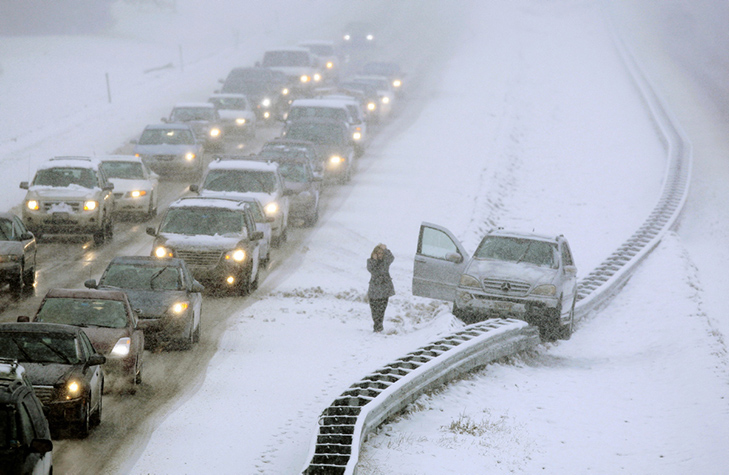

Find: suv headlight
[209,127,221,138]
[111,337,131,357]
[329,155,344,166]
[300,75,311,83]
[154,246,174,258]
[261,98,272,107]
[224,249,246,262]
[235,118,247,126]
[83,200,98,211]
[459,274,481,289]
[184,152,196,161]
[264,202,279,216]
[532,284,557,296]
[128,190,147,198]
[65,380,83,400]
[313,73,322,82]
[170,302,189,315]
[26,200,39,211]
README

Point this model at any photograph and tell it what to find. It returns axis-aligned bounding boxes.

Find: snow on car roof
[209,93,249,98]
[97,154,143,163]
[487,229,563,243]
[38,156,99,170]
[208,158,279,172]
[168,196,250,211]
[290,98,350,108]
[143,123,193,130]
[173,102,215,109]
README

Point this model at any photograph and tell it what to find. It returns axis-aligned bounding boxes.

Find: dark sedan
[0,323,105,438]
[30,289,144,392]
[282,118,356,184]
[85,256,203,350]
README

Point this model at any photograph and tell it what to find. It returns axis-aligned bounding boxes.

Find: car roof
[38,156,99,171]
[208,158,279,172]
[286,118,348,129]
[169,196,252,211]
[290,98,350,109]
[173,102,216,109]
[265,138,318,148]
[43,288,130,302]
[109,256,186,267]
[264,47,310,54]
[209,93,249,99]
[98,154,143,163]
[0,322,85,335]
[485,229,563,243]
[143,123,194,131]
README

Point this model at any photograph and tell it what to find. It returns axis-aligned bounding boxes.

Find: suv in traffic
[0,359,53,474]
[412,223,578,341]
[20,156,115,245]
[132,123,205,179]
[162,102,224,152]
[147,197,264,294]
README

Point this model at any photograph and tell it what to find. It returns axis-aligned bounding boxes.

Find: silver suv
[412,223,577,341]
[20,157,115,245]
[146,197,264,294]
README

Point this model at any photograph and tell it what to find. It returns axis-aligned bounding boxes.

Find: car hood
[133,143,200,155]
[199,190,276,207]
[79,326,131,355]
[218,110,255,121]
[284,181,313,194]
[22,362,83,387]
[26,185,97,200]
[465,259,558,286]
[159,233,245,251]
[109,288,189,318]
[109,178,152,193]
[0,240,23,255]
[268,66,315,77]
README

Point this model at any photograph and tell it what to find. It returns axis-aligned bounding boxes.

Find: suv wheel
[558,300,575,340]
[8,266,24,295]
[75,398,91,438]
[90,392,102,426]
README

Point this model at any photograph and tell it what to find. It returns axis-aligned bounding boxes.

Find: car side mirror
[86,354,106,367]
[266,216,275,223]
[564,265,577,275]
[19,181,29,190]
[192,281,205,292]
[30,439,53,454]
[20,232,34,241]
[251,230,264,241]
[189,184,200,193]
[103,183,114,191]
[146,227,157,237]
[445,252,463,264]
[16,316,30,323]
[283,188,295,196]
[84,279,98,289]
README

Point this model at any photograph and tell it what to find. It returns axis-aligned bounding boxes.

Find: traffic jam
[0,22,407,473]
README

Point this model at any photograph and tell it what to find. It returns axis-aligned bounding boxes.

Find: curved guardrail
[301,20,692,475]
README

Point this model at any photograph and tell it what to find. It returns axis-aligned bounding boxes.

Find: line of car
[0,28,407,473]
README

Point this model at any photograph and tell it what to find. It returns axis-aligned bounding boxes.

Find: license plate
[493,301,513,312]
[51,212,70,221]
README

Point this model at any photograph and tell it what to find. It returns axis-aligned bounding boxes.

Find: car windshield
[261,144,310,160]
[286,123,344,145]
[209,97,249,110]
[277,162,309,183]
[171,107,215,122]
[0,332,80,364]
[32,167,97,188]
[101,264,182,291]
[262,51,310,67]
[203,169,277,194]
[243,203,265,222]
[474,236,557,269]
[0,219,12,241]
[288,107,347,122]
[35,298,129,329]
[100,161,144,179]
[353,77,390,91]
[160,207,243,236]
[138,128,195,145]
[304,44,334,56]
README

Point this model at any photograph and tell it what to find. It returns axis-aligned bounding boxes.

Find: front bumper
[23,209,102,235]
[140,155,202,176]
[289,194,317,219]
[138,313,191,341]
[113,194,151,214]
[455,289,558,323]
[0,261,21,282]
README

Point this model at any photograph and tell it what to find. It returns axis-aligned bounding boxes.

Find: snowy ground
[1,0,728,474]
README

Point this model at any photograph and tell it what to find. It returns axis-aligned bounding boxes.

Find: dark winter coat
[367,249,395,300]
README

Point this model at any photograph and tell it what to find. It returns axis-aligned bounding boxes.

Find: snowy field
[1,0,728,474]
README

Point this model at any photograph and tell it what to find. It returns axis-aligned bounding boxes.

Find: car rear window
[36,298,129,329]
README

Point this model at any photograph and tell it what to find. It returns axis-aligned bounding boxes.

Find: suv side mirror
[19,181,29,190]
[84,279,98,289]
[86,354,106,367]
[103,182,114,191]
[146,227,157,237]
[189,184,200,193]
[20,232,34,241]
[564,265,577,275]
[30,439,53,454]
[192,281,205,292]
[251,230,264,241]
[445,252,463,264]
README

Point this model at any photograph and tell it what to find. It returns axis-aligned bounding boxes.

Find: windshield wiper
[150,266,171,290]
[515,242,533,264]
[10,338,34,362]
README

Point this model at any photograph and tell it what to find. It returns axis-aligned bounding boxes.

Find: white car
[192,159,292,246]
[260,48,323,89]
[208,93,257,139]
[99,155,159,218]
[349,75,395,118]
[298,40,339,79]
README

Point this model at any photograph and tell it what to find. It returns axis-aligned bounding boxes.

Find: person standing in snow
[367,243,395,332]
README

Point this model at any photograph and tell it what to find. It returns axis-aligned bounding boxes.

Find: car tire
[75,398,91,439]
[93,223,106,245]
[22,263,35,287]
[558,300,575,340]
[192,316,200,344]
[8,266,24,295]
[304,208,319,227]
[90,392,102,427]
[178,319,195,350]
[147,193,157,218]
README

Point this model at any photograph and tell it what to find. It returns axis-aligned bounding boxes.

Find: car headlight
[261,98,272,107]
[26,200,39,211]
[532,284,557,296]
[366,34,374,41]
[300,75,311,83]
[329,155,344,166]
[264,202,279,216]
[154,246,174,258]
[224,249,246,262]
[352,131,362,141]
[263,111,271,119]
[281,88,289,96]
[235,118,246,126]
[83,200,98,211]
[65,380,82,400]
[209,127,221,138]
[381,96,390,104]
[393,79,402,88]
[343,34,351,41]
[459,274,481,289]
[185,152,196,161]
[170,302,189,315]
[313,73,322,82]
[326,61,334,69]
[367,102,376,111]
[111,337,131,357]
[128,190,147,198]
[0,255,20,263]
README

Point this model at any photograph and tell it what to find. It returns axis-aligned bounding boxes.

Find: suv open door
[412,222,469,302]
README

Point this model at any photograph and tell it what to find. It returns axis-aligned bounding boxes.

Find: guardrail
[301,19,692,475]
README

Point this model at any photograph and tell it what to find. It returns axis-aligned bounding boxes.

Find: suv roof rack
[49,155,92,161]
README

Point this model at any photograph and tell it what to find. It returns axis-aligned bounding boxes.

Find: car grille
[175,249,223,266]
[152,154,178,161]
[113,192,124,199]
[42,200,82,212]
[33,385,55,405]
[482,278,531,296]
